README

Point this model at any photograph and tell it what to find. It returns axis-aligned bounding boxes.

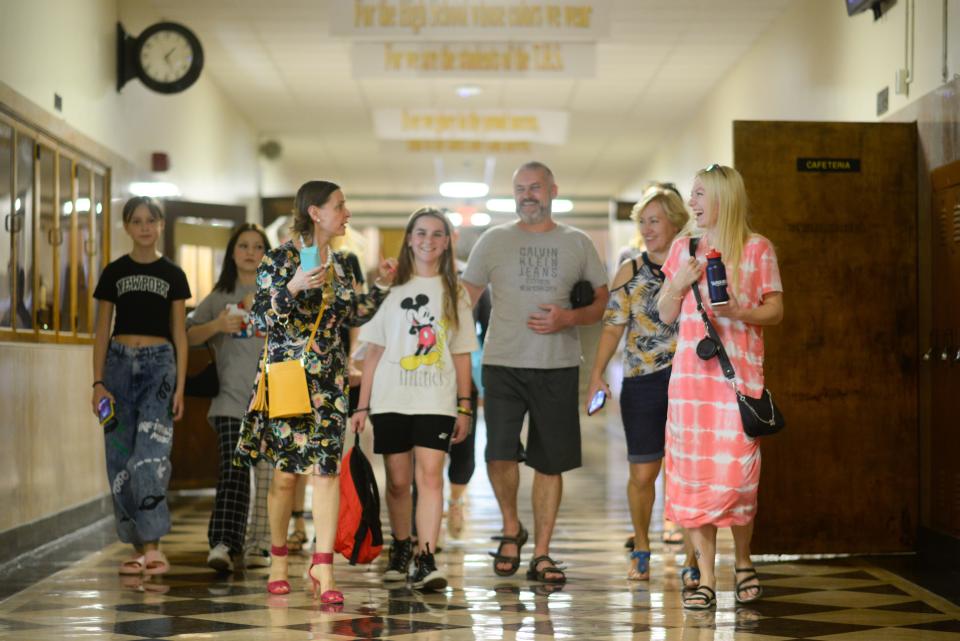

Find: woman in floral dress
[235,180,396,603]
[657,165,783,610]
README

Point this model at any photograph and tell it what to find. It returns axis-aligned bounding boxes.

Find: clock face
[139,30,195,83]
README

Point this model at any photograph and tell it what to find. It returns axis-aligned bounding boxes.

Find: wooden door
[734,121,918,554]
[928,162,960,538]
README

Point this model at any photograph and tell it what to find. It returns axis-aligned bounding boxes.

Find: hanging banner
[333,0,609,41]
[373,109,569,145]
[353,41,594,77]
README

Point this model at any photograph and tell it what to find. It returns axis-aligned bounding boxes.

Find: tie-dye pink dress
[661,235,782,528]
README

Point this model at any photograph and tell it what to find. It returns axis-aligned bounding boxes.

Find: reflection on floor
[0,411,958,640]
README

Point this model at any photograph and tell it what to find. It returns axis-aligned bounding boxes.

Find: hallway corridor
[0,412,957,640]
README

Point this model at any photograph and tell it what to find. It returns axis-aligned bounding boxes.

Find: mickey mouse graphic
[399,294,442,370]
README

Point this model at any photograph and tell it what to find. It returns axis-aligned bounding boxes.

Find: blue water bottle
[705,249,730,306]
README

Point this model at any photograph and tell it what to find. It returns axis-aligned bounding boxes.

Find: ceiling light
[456,85,482,98]
[446,211,463,226]
[471,212,491,226]
[486,198,515,212]
[486,198,574,213]
[439,182,489,199]
[130,181,180,198]
[76,198,91,212]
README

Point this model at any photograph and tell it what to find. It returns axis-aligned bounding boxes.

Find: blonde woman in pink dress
[657,164,783,610]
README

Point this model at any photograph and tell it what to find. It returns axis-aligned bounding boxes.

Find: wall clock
[117,22,204,94]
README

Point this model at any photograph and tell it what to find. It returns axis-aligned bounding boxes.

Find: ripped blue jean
[102,341,176,545]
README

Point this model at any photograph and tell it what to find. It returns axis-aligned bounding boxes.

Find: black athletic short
[370,413,456,454]
[482,365,581,474]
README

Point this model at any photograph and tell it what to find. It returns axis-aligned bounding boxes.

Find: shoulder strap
[688,238,736,381]
[622,256,641,295]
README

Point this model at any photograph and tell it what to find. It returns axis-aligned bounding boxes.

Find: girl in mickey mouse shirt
[353,208,477,591]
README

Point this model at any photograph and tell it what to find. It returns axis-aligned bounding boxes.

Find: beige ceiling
[125,0,798,202]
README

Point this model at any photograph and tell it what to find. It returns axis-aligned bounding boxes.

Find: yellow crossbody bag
[250,277,330,419]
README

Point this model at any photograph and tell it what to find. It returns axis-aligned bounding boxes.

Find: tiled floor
[1,412,957,640]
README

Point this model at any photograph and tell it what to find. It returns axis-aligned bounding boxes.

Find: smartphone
[98,397,118,432]
[300,244,319,271]
[587,389,606,416]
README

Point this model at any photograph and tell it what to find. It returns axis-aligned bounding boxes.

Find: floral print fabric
[234,242,385,475]
[603,253,678,378]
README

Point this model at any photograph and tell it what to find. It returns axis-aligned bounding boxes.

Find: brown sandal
[488,524,528,577]
[526,554,567,584]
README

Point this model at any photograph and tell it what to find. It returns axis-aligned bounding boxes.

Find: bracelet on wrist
[373,278,391,290]
[92,380,106,389]
[457,396,471,402]
[354,407,369,413]
[456,406,473,416]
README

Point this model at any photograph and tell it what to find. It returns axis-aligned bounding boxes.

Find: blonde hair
[395,208,462,326]
[696,164,751,293]
[631,185,690,230]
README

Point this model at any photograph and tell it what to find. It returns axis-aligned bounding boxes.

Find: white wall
[626,0,958,198]
[0,0,259,207]
[0,0,261,536]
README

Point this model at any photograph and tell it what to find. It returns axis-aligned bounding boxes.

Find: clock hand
[164,49,175,63]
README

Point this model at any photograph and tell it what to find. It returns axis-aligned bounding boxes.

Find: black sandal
[734,567,763,603]
[488,524,528,577]
[682,585,717,610]
[526,554,567,584]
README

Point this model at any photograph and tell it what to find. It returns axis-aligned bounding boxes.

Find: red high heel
[267,545,290,595]
[308,552,343,604]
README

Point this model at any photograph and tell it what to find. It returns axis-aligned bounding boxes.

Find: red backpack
[335,436,383,564]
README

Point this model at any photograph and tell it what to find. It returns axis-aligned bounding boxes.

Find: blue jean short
[619,366,671,464]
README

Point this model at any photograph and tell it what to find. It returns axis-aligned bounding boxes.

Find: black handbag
[688,238,785,438]
[569,280,595,309]
[184,344,220,398]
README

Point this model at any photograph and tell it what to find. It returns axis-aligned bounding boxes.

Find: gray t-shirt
[462,221,607,369]
[186,284,263,421]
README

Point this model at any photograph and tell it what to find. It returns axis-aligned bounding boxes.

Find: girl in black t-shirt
[92,196,191,579]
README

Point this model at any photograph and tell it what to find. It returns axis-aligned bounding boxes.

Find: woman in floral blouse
[235,180,396,603]
[586,185,695,584]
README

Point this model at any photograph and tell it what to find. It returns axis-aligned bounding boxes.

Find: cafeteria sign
[797,158,861,172]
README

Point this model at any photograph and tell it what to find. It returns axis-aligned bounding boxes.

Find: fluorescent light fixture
[96,203,103,214]
[445,211,463,226]
[456,85,482,98]
[178,215,236,228]
[14,198,21,211]
[130,181,180,198]
[62,201,73,215]
[486,198,574,213]
[486,198,515,212]
[439,182,489,199]
[76,198,91,212]
[471,212,492,226]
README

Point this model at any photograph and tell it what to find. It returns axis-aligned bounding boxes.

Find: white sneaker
[243,548,271,568]
[207,543,234,573]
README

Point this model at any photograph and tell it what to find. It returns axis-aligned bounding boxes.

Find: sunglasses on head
[705,163,727,176]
